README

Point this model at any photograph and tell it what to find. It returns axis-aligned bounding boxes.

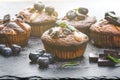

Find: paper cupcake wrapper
[91,31,120,48]
[43,42,88,59]
[30,23,55,37]
[0,31,30,47]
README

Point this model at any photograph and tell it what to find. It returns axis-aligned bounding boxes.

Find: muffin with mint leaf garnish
[90,11,120,48]
[17,1,58,37]
[61,7,96,37]
[41,22,89,60]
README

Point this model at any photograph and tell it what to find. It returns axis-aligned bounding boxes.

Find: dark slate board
[0,37,120,79]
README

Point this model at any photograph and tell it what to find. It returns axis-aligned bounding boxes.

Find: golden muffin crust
[41,26,89,46]
[62,16,96,28]
[0,19,31,35]
[90,19,120,35]
[18,7,58,25]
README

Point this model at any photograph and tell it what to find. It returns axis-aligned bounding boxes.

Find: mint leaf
[108,55,120,63]
[67,25,76,31]
[62,61,79,68]
[73,8,79,12]
[59,22,67,28]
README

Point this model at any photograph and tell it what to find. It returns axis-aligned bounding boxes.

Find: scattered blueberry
[11,44,22,55]
[29,51,42,63]
[78,7,88,15]
[35,49,46,54]
[2,47,13,57]
[29,49,55,69]
[66,10,77,20]
[42,52,55,64]
[34,2,45,12]
[0,44,6,54]
[45,6,54,15]
[37,57,49,68]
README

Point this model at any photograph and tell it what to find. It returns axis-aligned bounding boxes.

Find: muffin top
[90,11,120,35]
[0,14,31,36]
[61,7,96,28]
[41,22,89,46]
[17,2,58,25]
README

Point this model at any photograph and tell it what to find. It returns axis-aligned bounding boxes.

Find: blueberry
[37,57,49,68]
[29,51,42,63]
[2,47,13,57]
[77,13,85,20]
[66,10,77,20]
[35,49,46,54]
[11,44,22,55]
[0,44,6,54]
[42,52,55,64]
[34,2,45,12]
[45,6,54,15]
[78,7,88,15]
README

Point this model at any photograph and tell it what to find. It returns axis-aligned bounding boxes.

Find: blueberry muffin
[61,7,96,37]
[0,14,31,46]
[41,22,89,59]
[17,1,58,37]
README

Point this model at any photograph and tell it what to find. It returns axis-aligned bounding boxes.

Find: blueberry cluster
[34,1,54,15]
[66,7,88,20]
[105,11,120,26]
[29,49,54,68]
[0,44,22,57]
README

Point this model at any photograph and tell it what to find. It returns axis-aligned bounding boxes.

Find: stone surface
[0,37,120,79]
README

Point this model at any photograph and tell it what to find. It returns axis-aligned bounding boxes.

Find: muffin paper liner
[0,31,30,47]
[42,41,88,59]
[90,30,120,48]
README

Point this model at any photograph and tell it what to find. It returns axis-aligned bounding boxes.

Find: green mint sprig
[62,61,79,68]
[108,55,120,63]
[73,8,79,12]
[58,22,76,32]
[67,25,76,31]
[59,22,67,28]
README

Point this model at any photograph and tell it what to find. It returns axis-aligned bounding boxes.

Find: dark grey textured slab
[0,37,120,79]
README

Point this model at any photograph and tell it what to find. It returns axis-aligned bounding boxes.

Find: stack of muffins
[1,1,120,60]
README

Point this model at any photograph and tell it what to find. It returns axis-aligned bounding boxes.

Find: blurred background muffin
[90,11,120,48]
[0,14,31,46]
[17,1,58,37]
[59,7,96,37]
